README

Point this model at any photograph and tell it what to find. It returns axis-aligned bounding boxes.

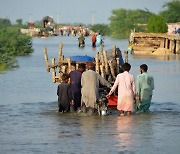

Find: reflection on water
[131,54,180,61]
[0,101,180,153]
[115,116,135,153]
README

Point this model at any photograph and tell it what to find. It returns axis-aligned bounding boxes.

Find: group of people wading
[57,62,154,116]
[78,32,103,48]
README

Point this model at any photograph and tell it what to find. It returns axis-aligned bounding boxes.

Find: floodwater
[0,36,180,154]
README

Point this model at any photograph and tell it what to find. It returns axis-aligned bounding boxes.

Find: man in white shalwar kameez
[107,63,136,116]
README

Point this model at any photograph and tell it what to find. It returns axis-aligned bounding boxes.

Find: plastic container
[108,95,117,108]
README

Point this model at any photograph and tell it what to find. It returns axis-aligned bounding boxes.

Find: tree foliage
[0,29,33,55]
[16,19,23,26]
[0,18,11,28]
[147,14,168,33]
[0,29,33,71]
[109,9,153,38]
[0,53,18,70]
[160,0,180,23]
[90,24,111,36]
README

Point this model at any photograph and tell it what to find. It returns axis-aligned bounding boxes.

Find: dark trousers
[92,42,96,47]
[58,104,70,112]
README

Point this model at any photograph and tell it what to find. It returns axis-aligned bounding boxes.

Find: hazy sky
[1,0,170,24]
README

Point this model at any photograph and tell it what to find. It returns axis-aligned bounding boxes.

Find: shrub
[147,14,168,33]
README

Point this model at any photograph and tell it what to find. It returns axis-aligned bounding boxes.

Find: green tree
[16,19,23,26]
[0,29,33,71]
[90,24,111,36]
[160,0,180,23]
[0,53,18,70]
[0,29,33,55]
[0,18,11,28]
[147,14,168,33]
[109,9,152,38]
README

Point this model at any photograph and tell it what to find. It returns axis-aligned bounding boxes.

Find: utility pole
[91,11,95,26]
[28,13,32,22]
[56,12,60,24]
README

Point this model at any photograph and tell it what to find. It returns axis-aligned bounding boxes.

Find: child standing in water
[57,73,72,112]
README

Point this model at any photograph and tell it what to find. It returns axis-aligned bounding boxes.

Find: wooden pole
[95,52,99,73]
[51,58,56,83]
[58,66,61,82]
[124,51,128,63]
[100,44,103,56]
[76,63,79,70]
[58,42,63,62]
[169,40,173,52]
[108,60,116,80]
[160,38,165,48]
[103,50,109,75]
[66,58,71,73]
[176,40,180,54]
[100,65,105,78]
[112,45,116,58]
[100,50,105,77]
[43,48,50,72]
[61,65,67,73]
[165,38,169,49]
[99,45,105,67]
[116,57,120,74]
[171,39,175,53]
[100,53,105,67]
